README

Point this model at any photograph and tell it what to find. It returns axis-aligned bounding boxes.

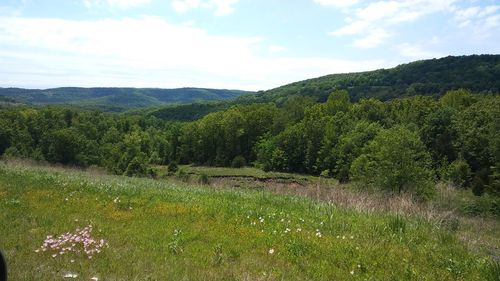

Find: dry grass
[210,176,500,258]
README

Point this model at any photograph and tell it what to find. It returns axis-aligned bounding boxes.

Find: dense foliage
[1,88,499,198]
[249,54,500,104]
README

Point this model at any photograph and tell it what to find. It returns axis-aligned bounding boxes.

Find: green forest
[1,87,499,199]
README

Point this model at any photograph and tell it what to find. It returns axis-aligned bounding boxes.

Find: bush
[443,159,471,188]
[350,126,435,199]
[320,169,331,178]
[124,156,148,177]
[2,147,21,159]
[168,161,178,173]
[231,155,246,168]
[147,167,158,179]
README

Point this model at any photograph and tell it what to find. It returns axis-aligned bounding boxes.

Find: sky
[0,0,498,91]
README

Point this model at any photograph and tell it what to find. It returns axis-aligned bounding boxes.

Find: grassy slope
[0,163,498,280]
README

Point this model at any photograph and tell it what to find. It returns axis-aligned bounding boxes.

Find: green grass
[0,163,498,280]
[176,165,308,179]
[162,165,335,185]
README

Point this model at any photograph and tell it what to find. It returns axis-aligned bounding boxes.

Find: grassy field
[1,162,499,280]
[158,165,319,181]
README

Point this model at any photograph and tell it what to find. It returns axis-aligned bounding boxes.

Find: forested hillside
[0,87,251,111]
[150,55,500,121]
[252,54,500,103]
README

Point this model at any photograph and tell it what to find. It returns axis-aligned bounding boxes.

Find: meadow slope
[0,163,498,280]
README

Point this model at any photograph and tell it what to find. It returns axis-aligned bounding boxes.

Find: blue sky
[0,0,498,90]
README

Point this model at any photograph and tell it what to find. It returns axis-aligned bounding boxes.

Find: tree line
[0,89,498,198]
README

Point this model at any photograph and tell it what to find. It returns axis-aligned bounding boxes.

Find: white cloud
[329,20,369,36]
[329,0,458,48]
[453,5,499,29]
[84,0,151,9]
[0,16,391,90]
[397,43,442,59]
[313,0,359,8]
[352,28,390,48]
[171,0,239,16]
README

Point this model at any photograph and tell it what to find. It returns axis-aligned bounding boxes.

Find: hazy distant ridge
[0,87,252,111]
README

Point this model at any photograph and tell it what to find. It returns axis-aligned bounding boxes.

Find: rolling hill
[249,54,500,104]
[0,87,252,111]
[150,54,500,121]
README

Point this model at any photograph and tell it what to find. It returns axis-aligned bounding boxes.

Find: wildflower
[63,272,78,278]
[350,270,354,275]
[296,228,302,232]
[268,248,274,254]
[38,225,107,259]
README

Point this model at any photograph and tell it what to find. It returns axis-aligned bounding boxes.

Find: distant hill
[150,54,500,121]
[247,54,500,104]
[0,87,252,111]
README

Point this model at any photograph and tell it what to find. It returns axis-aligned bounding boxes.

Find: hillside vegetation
[0,87,251,111]
[150,54,500,121]
[1,162,498,280]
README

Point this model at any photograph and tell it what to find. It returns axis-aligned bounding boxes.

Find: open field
[167,165,500,259]
[1,162,499,280]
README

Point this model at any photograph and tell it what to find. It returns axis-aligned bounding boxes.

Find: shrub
[167,161,178,173]
[147,167,158,179]
[443,159,471,188]
[124,156,148,177]
[231,155,246,168]
[350,126,435,199]
[320,169,331,178]
[2,147,21,159]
